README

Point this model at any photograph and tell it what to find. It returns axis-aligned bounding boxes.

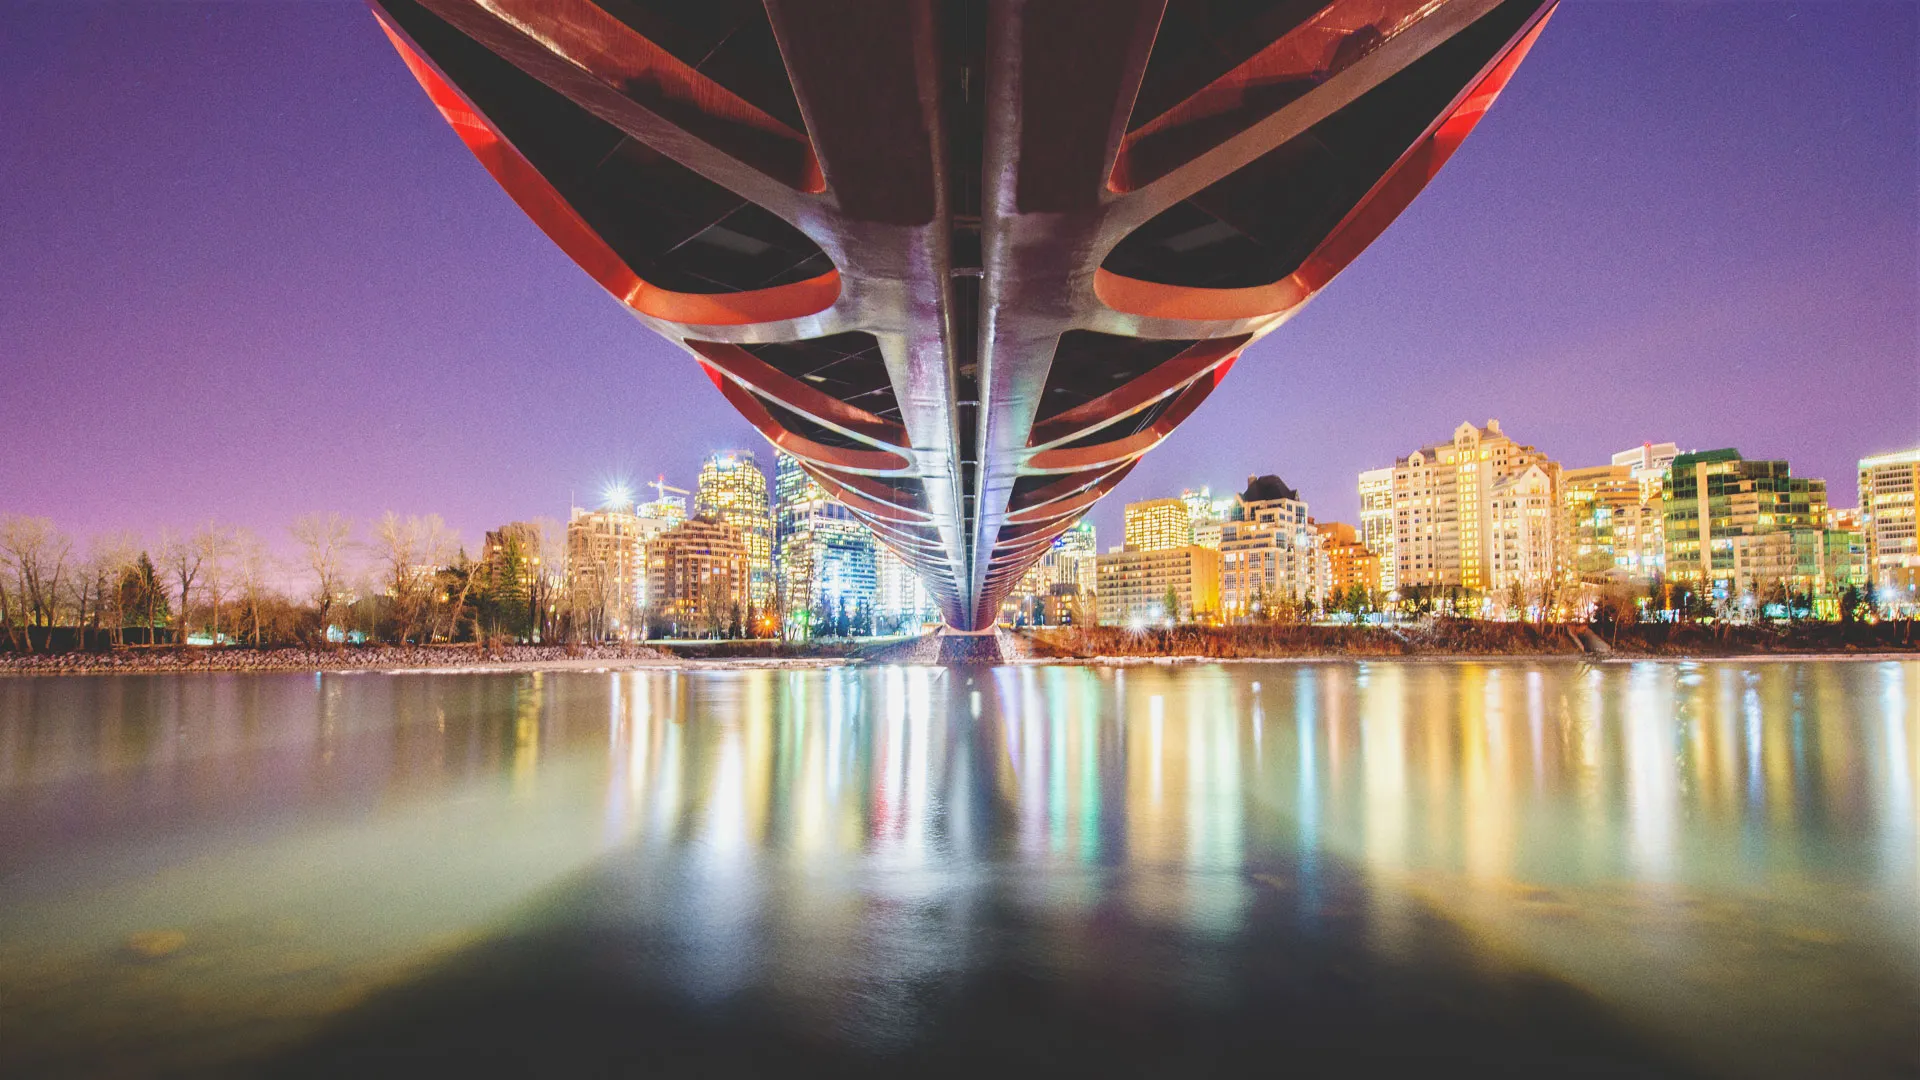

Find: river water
[0,660,1914,1077]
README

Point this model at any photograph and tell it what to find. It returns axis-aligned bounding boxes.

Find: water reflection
[0,661,1915,1076]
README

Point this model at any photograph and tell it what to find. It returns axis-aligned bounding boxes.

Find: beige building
[1613,441,1680,498]
[482,521,543,585]
[1383,419,1560,597]
[1219,475,1319,617]
[1487,463,1559,597]
[1562,464,1641,580]
[1859,447,1918,611]
[1097,546,1220,626]
[646,516,749,635]
[567,506,660,640]
[1557,441,1678,587]
[1123,498,1193,552]
[477,521,549,639]
[695,450,773,612]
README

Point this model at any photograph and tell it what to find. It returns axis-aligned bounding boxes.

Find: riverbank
[1026,620,1919,661]
[0,643,682,676]
[3,621,1914,674]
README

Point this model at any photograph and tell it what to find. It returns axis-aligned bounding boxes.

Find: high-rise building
[646,515,749,636]
[1002,557,1055,626]
[1357,467,1396,593]
[1663,449,1828,597]
[567,505,647,640]
[1563,453,1671,585]
[1096,545,1220,626]
[773,451,877,638]
[1000,519,1100,626]
[1124,498,1193,552]
[1859,447,1919,611]
[1219,474,1318,617]
[1381,419,1560,597]
[1053,519,1099,624]
[1317,521,1380,599]
[1181,487,1228,550]
[695,450,773,612]
[1487,463,1559,597]
[478,521,546,640]
[1726,528,1865,611]
[638,476,689,529]
[874,543,934,634]
[1562,465,1646,581]
[1612,442,1681,498]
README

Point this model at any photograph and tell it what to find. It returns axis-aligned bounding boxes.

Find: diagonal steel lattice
[367,0,1557,629]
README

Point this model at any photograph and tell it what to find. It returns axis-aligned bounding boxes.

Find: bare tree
[1,516,73,651]
[291,512,354,640]
[372,512,457,644]
[232,528,277,646]
[97,532,141,643]
[75,532,139,646]
[191,522,241,645]
[532,516,565,643]
[1530,575,1564,627]
[160,527,204,646]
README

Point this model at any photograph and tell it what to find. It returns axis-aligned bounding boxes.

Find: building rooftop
[1239,474,1299,504]
[1670,448,1745,469]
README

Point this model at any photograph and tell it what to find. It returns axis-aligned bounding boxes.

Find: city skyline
[2,3,1914,561]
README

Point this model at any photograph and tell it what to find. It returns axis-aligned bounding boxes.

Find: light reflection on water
[0,660,1915,1076]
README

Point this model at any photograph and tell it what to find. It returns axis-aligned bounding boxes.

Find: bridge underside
[369,0,1555,629]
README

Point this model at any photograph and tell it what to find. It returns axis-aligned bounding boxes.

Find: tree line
[0,511,572,652]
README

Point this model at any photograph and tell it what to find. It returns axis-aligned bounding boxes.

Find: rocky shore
[1027,620,1919,661]
[4,621,1915,674]
[0,643,673,676]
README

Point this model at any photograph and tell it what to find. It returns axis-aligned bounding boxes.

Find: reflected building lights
[3,656,1915,1069]
[1625,664,1678,881]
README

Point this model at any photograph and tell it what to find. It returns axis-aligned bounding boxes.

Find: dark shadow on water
[246,846,1704,1079]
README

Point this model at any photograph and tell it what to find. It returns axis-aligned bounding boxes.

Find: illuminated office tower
[1002,556,1056,626]
[695,450,773,612]
[997,518,1099,626]
[1181,487,1228,550]
[1859,447,1919,611]
[1357,467,1396,592]
[773,451,876,638]
[1382,419,1558,595]
[1054,519,1099,624]
[874,543,934,635]
[1663,449,1828,596]
[1124,498,1193,552]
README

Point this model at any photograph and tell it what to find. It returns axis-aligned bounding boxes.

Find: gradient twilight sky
[2,1,1915,559]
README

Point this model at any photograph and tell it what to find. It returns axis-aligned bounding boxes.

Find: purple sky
[2,1,1915,559]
